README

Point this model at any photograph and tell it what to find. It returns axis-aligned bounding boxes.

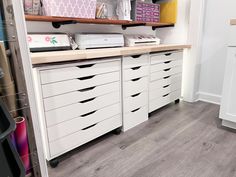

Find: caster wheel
[175,99,180,104]
[49,159,59,168]
[113,128,122,135]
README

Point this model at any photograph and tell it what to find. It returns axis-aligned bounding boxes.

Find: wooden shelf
[25,15,174,30]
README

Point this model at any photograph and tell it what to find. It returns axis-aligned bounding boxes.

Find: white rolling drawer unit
[33,58,122,160]
[122,54,149,131]
[149,51,183,113]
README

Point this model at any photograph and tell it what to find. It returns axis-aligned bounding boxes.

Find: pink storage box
[42,0,97,18]
[131,1,160,22]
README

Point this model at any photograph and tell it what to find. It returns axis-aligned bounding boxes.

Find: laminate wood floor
[48,101,236,177]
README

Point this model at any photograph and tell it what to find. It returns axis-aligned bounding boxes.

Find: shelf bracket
[52,20,77,29]
[122,23,146,30]
[152,24,175,31]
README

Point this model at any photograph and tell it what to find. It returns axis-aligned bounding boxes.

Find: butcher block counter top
[230,19,236,25]
[31,44,191,65]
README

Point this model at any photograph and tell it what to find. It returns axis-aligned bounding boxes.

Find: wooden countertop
[230,19,236,25]
[31,44,191,65]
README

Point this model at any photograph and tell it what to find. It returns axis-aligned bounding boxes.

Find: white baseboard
[222,120,236,130]
[197,92,221,105]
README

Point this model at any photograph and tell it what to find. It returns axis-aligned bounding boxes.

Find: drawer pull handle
[77,64,95,68]
[82,123,97,131]
[165,53,172,56]
[81,110,97,117]
[131,77,141,82]
[80,97,96,104]
[131,107,141,113]
[78,86,96,92]
[163,85,170,88]
[164,60,171,64]
[131,66,141,70]
[131,55,141,58]
[163,94,170,97]
[164,68,171,72]
[131,93,141,97]
[78,75,95,80]
[163,76,170,79]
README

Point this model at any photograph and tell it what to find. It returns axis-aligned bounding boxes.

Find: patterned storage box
[131,1,160,22]
[42,0,97,18]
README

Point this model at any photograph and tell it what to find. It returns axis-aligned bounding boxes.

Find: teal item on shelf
[0,14,5,41]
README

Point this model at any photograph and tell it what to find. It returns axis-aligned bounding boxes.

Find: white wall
[158,0,190,44]
[198,0,236,104]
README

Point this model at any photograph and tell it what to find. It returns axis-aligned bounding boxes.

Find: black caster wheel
[113,128,122,135]
[175,99,180,104]
[49,159,59,168]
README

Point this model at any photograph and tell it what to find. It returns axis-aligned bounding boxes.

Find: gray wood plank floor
[48,101,236,177]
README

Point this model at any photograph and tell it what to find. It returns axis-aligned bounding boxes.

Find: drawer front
[150,66,182,82]
[40,60,120,84]
[123,54,149,69]
[149,90,181,113]
[149,81,182,101]
[124,77,148,97]
[45,91,120,127]
[150,74,182,91]
[124,91,148,113]
[49,115,122,157]
[44,82,120,111]
[42,71,120,98]
[150,51,183,65]
[123,65,149,81]
[47,103,120,142]
[151,59,182,73]
[123,106,148,131]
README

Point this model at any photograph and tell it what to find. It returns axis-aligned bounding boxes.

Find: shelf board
[25,15,174,29]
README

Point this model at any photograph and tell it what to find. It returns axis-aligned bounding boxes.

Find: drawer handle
[164,68,171,72]
[82,123,97,131]
[164,60,171,64]
[163,85,170,88]
[77,64,95,68]
[131,77,141,82]
[163,94,170,97]
[78,75,95,80]
[131,55,142,58]
[81,110,97,117]
[80,97,96,104]
[163,76,170,79]
[131,93,141,97]
[165,53,172,56]
[131,107,141,113]
[78,86,96,92]
[131,66,141,70]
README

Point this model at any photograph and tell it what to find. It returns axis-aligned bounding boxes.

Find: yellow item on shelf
[160,0,178,23]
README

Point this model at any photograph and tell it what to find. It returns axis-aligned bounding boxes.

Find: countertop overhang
[31,44,191,65]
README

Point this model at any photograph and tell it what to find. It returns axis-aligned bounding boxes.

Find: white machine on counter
[124,34,161,47]
[75,33,124,50]
[28,34,71,52]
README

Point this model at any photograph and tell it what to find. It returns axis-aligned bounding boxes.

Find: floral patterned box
[41,0,97,18]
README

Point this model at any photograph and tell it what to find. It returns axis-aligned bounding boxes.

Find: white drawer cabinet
[42,71,120,98]
[33,59,122,160]
[220,47,236,129]
[40,59,120,84]
[33,51,185,163]
[49,115,121,157]
[122,54,149,131]
[149,51,183,113]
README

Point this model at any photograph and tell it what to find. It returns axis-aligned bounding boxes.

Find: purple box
[131,1,160,22]
[42,0,97,18]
